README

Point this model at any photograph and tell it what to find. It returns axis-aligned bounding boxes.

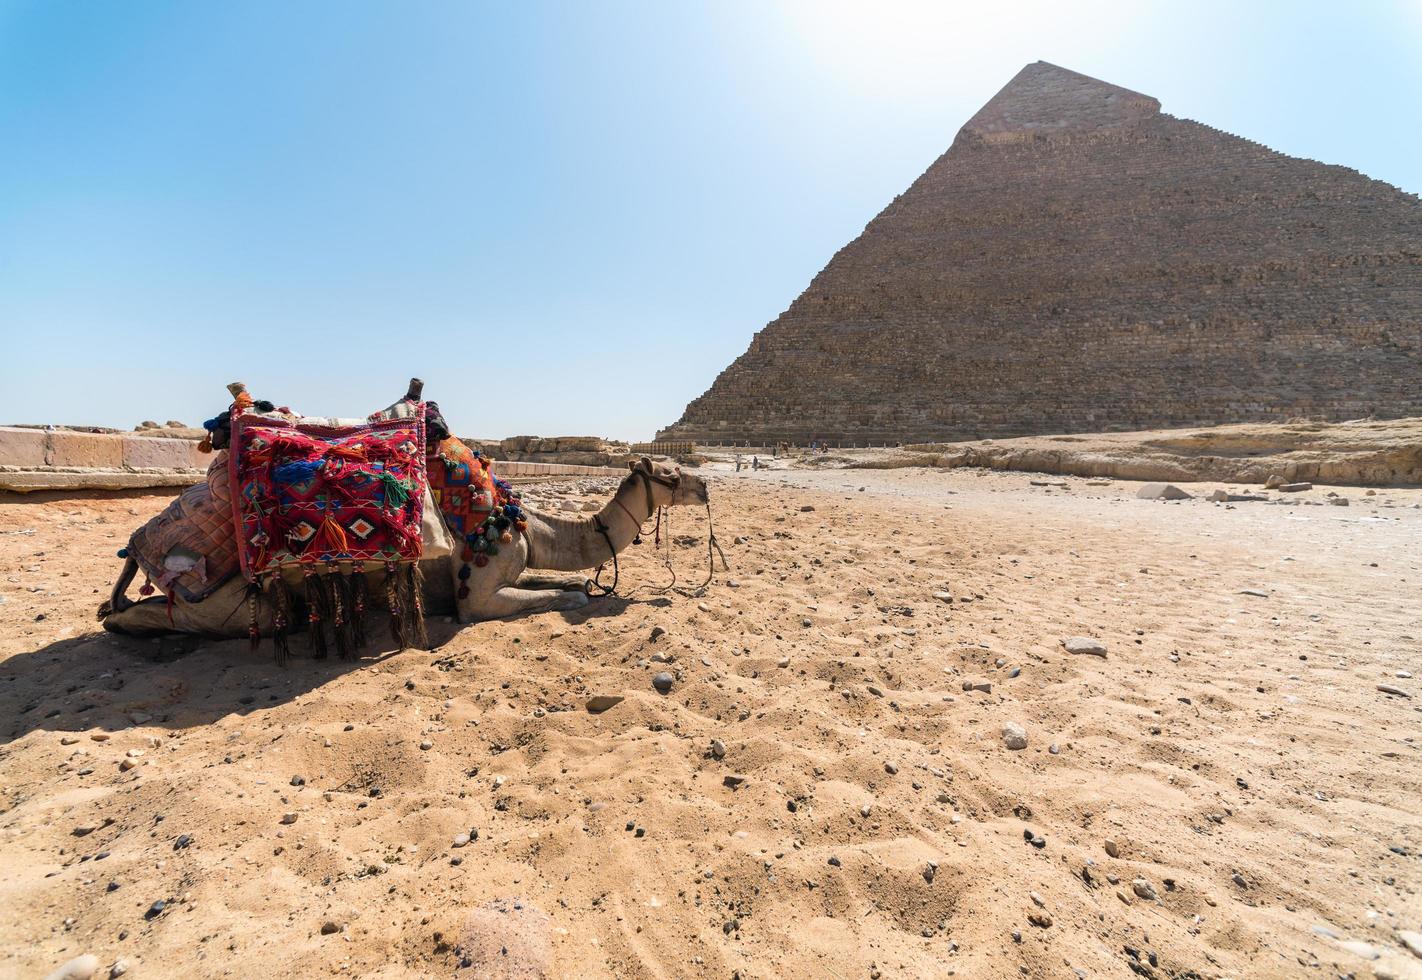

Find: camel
[99,455,710,642]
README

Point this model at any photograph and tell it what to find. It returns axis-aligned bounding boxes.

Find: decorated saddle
[228,395,432,660]
[120,379,526,664]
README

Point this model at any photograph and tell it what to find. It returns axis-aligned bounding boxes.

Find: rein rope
[587,469,729,599]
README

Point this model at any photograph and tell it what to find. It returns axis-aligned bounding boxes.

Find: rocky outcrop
[843,416,1422,487]
[659,62,1422,445]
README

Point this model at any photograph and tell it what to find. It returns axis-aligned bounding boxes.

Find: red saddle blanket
[228,407,428,579]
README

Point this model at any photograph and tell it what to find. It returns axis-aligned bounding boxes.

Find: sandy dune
[2,468,1419,979]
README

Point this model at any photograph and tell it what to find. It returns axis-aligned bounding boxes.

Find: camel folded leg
[98,556,141,620]
[468,586,590,621]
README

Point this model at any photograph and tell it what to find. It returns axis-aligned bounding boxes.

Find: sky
[2,1,1420,440]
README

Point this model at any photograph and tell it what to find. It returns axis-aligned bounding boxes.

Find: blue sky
[2,1,1419,440]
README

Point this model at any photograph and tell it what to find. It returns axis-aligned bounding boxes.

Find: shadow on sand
[1,586,670,747]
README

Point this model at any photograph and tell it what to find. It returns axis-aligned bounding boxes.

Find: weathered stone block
[122,436,207,470]
[0,427,47,467]
[46,430,123,469]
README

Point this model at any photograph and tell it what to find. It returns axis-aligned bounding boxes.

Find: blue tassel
[117,548,129,558]
[273,460,322,484]
[458,564,471,580]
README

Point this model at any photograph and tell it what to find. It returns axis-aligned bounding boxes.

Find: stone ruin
[658,61,1422,446]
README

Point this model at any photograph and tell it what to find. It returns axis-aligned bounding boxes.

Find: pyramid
[658,62,1422,445]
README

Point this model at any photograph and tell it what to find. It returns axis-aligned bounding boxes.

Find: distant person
[735,454,742,472]
[752,455,760,471]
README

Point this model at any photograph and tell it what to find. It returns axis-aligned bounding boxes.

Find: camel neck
[595,480,652,555]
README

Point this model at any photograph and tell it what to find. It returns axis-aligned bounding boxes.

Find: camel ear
[639,455,653,473]
[626,460,638,471]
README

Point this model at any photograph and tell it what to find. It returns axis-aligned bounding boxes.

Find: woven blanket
[428,435,527,598]
[229,407,428,579]
[125,454,239,602]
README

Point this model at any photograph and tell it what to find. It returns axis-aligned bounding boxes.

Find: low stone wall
[0,426,208,492]
[0,426,625,493]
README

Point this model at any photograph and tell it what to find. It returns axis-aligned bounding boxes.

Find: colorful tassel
[385,561,406,649]
[407,564,428,650]
[328,563,351,660]
[378,472,410,509]
[304,571,328,659]
[246,582,262,652]
[351,568,369,649]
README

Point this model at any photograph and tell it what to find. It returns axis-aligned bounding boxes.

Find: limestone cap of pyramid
[960,61,1161,142]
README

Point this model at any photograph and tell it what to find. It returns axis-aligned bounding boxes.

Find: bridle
[589,466,726,598]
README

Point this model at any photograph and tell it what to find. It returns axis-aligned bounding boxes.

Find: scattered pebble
[1001,722,1028,750]
[1061,636,1107,657]
[41,955,100,980]
[652,672,675,693]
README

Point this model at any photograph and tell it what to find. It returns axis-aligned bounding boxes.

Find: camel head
[626,455,709,509]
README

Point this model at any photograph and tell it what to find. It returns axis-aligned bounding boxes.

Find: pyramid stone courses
[658,62,1422,444]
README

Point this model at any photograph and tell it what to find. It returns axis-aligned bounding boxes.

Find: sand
[1,468,1419,979]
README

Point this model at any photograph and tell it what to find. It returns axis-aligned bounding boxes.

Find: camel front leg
[98,556,140,620]
[467,586,590,621]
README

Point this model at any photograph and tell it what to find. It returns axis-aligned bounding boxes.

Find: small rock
[932,591,954,603]
[652,672,674,694]
[1278,482,1313,492]
[585,695,624,713]
[777,657,790,668]
[1239,588,1269,597]
[321,920,341,935]
[1104,839,1120,858]
[290,775,305,786]
[883,762,898,775]
[1136,483,1191,500]
[723,774,748,789]
[1337,940,1379,960]
[1062,636,1107,657]
[1231,872,1247,888]
[1001,722,1028,750]
[452,833,470,848]
[710,739,726,759]
[649,626,666,642]
[1027,912,1052,928]
[1131,878,1158,901]
[827,856,841,867]
[145,899,166,920]
[1396,930,1422,959]
[1377,684,1412,698]
[1030,891,1046,907]
[109,959,129,979]
[1048,743,1060,755]
[280,812,298,825]
[42,955,100,980]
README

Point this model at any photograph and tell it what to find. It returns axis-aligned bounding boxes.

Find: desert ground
[2,466,1420,979]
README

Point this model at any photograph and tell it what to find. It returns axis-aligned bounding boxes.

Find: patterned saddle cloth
[229,407,429,578]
